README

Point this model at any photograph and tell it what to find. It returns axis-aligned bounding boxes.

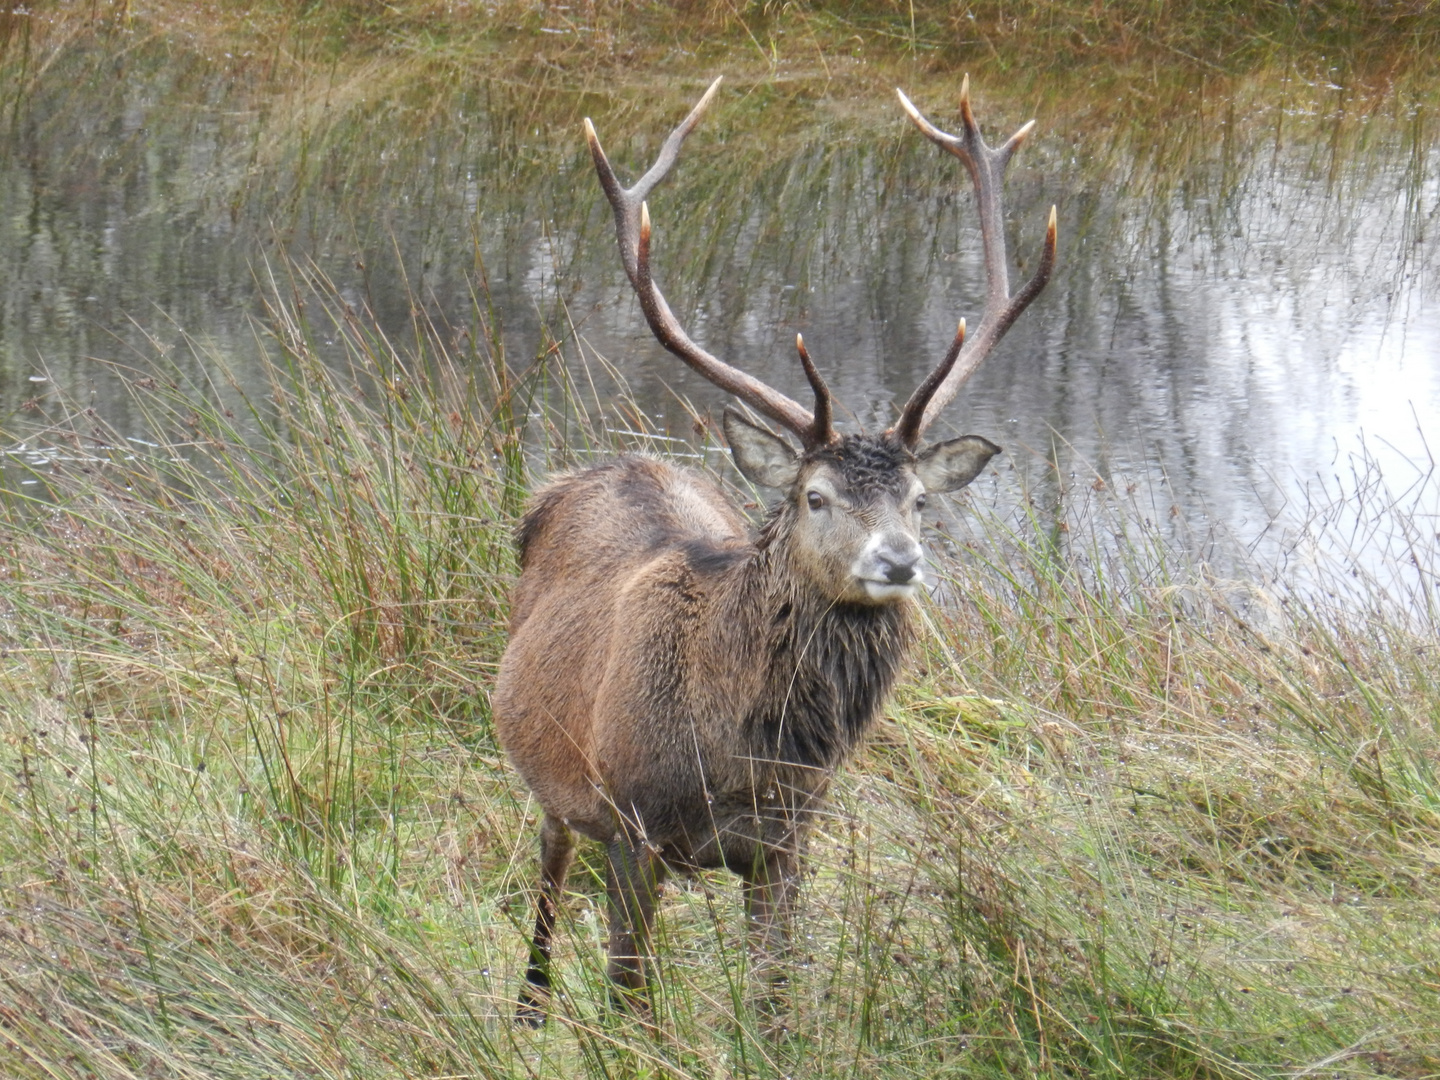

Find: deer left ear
[723,408,802,488]
[915,435,1002,493]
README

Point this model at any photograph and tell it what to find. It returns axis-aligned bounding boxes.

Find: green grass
[2,254,1439,1079]
[6,0,1440,97]
[2,5,1439,1077]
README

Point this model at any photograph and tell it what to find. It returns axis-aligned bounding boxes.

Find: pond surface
[3,41,1438,606]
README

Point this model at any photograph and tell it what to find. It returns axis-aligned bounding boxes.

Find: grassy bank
[2,263,1438,1078]
[5,0,1440,93]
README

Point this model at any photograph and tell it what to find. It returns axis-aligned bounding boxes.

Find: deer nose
[880,556,918,585]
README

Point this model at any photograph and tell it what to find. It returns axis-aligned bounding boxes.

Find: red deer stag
[493,75,1055,1031]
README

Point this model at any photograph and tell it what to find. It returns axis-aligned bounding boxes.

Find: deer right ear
[723,408,801,488]
[915,435,1002,493]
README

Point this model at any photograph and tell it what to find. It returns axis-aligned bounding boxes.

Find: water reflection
[2,41,1437,603]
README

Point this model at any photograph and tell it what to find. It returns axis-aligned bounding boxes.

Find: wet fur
[494,445,918,1023]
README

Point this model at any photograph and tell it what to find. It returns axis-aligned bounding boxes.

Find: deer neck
[728,525,914,773]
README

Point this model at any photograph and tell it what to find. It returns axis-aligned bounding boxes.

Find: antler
[892,76,1058,445]
[586,76,836,448]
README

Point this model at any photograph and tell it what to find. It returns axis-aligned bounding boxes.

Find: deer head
[586,75,1056,605]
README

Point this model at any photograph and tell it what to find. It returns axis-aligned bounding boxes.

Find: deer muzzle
[852,532,925,602]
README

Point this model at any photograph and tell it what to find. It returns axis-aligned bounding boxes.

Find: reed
[4,0,1439,88]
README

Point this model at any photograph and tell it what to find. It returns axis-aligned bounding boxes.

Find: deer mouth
[858,578,923,603]
[855,563,926,602]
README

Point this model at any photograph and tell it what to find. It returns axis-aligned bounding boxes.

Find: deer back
[495,455,762,844]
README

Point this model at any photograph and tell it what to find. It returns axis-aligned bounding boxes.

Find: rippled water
[3,42,1437,603]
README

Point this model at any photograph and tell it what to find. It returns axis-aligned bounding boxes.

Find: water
[2,42,1437,605]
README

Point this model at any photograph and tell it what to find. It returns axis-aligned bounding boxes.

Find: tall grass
[903,472,1440,1075]
[7,0,1440,87]
[3,260,1438,1078]
[0,263,535,1077]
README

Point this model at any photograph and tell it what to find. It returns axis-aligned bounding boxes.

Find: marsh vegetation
[2,3,1439,1078]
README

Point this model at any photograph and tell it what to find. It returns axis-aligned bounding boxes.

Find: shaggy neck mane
[737,504,913,773]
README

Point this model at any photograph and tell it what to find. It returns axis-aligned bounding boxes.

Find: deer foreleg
[605,835,668,1016]
[743,846,799,1038]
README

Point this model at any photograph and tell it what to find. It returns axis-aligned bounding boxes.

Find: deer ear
[915,435,1001,493]
[723,408,801,488]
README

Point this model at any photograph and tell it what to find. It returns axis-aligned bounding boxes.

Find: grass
[2,4,1439,1077]
[5,0,1440,103]
[2,254,1439,1079]
[0,264,533,1076]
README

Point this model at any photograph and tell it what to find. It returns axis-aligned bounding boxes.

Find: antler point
[895,88,928,133]
[690,75,725,120]
[959,75,976,129]
[584,117,604,159]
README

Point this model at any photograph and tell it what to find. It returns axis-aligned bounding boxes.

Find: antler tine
[895,78,1058,437]
[794,333,837,447]
[894,319,964,447]
[585,77,818,442]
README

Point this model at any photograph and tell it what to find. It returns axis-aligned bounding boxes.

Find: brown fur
[498,78,1051,1032]
[494,437,952,1031]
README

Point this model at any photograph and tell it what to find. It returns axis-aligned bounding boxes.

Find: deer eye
[914,494,927,512]
[806,491,825,511]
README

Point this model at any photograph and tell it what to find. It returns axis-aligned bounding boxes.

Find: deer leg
[742,846,799,1039]
[517,813,575,1025]
[605,835,668,1016]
